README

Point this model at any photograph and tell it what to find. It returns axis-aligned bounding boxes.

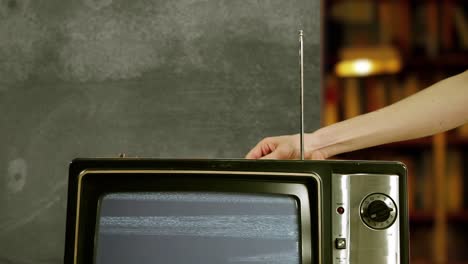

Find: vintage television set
[64,158,409,264]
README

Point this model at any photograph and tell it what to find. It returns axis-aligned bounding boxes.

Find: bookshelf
[322,0,468,263]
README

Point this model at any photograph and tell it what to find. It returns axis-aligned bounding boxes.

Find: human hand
[245,134,327,160]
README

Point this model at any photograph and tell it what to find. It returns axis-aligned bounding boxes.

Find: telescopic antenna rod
[299,30,304,160]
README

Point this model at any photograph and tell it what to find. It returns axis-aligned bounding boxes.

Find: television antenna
[299,30,304,160]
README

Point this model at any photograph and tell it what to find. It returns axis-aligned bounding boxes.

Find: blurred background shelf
[448,211,468,222]
[410,211,435,224]
[322,0,468,262]
[410,211,468,223]
[405,54,468,69]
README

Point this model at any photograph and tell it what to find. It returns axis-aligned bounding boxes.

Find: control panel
[332,173,400,264]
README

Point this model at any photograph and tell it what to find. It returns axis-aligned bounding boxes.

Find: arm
[246,70,468,159]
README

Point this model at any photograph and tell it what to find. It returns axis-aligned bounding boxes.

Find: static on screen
[96,192,300,264]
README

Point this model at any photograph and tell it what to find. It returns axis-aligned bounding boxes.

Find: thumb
[259,149,283,160]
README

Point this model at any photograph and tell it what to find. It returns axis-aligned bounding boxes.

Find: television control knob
[360,193,397,230]
[365,200,392,222]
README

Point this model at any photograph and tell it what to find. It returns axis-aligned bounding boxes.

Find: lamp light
[335,46,402,77]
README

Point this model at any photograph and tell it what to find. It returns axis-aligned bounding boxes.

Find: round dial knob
[365,200,393,222]
[360,193,397,230]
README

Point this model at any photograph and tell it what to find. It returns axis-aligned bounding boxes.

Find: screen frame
[73,170,322,264]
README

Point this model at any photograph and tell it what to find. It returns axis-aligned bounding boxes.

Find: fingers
[245,137,276,159]
[246,134,328,160]
[245,146,263,159]
[246,136,293,160]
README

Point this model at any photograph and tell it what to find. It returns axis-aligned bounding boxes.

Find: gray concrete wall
[0,0,320,262]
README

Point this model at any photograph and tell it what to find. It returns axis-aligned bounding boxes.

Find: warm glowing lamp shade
[335,46,402,77]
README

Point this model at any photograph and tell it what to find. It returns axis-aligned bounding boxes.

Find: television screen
[95,192,300,264]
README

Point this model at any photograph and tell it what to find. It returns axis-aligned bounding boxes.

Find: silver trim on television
[332,173,400,264]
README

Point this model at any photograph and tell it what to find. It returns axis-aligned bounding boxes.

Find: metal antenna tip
[299,30,304,36]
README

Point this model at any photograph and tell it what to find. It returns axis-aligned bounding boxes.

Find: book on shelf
[454,5,468,50]
[342,78,361,119]
[446,150,464,213]
[395,0,411,54]
[329,0,376,47]
[323,75,340,126]
[388,77,404,105]
[364,78,387,112]
[330,0,374,25]
[415,150,434,211]
[441,0,455,52]
[402,74,421,98]
[425,1,439,58]
[378,0,394,45]
[464,153,468,211]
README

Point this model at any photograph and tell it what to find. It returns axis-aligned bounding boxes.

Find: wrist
[304,120,360,159]
[304,131,329,159]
